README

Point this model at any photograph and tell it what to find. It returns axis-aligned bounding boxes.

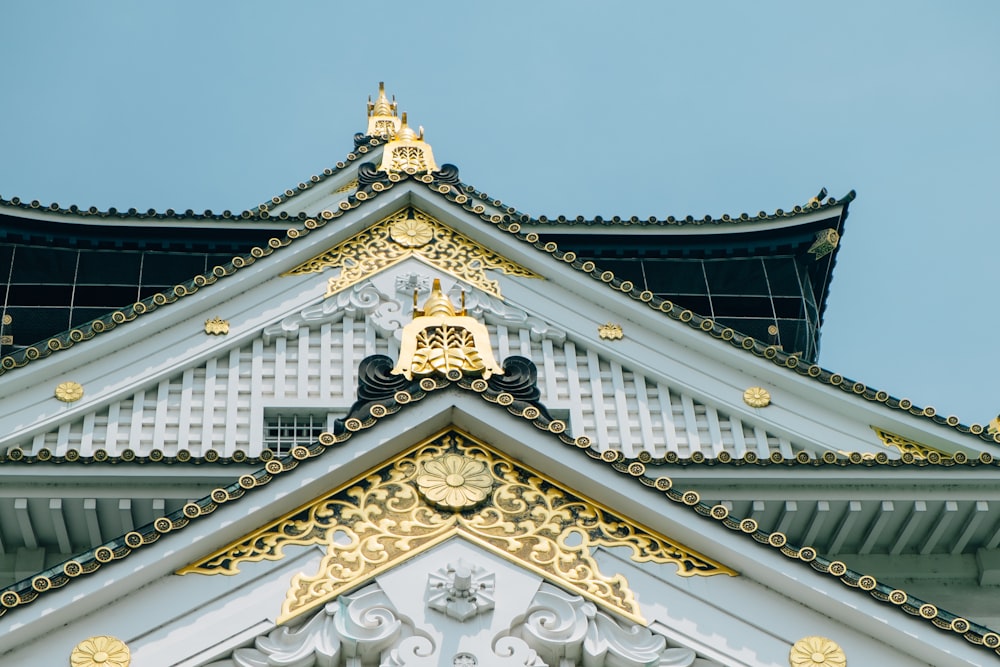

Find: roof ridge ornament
[378,111,438,174]
[366,81,401,138]
[392,278,503,381]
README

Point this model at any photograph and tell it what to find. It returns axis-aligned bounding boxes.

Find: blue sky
[1,2,997,424]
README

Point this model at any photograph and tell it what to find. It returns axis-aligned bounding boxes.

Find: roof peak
[366,81,400,138]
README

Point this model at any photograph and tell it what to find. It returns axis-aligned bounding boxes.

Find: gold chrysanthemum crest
[389,216,433,247]
[743,386,771,408]
[55,381,84,403]
[789,636,846,667]
[416,453,492,510]
[70,635,131,667]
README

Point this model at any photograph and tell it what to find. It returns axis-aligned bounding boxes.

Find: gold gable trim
[178,428,736,625]
[282,207,542,298]
[871,427,952,461]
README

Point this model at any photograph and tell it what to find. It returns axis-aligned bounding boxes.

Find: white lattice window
[263,414,327,455]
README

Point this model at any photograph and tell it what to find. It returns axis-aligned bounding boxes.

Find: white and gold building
[1,85,999,666]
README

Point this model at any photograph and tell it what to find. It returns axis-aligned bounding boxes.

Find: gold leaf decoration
[379,112,436,173]
[55,381,84,403]
[70,636,131,667]
[282,207,542,298]
[807,229,840,260]
[389,216,433,247]
[204,317,230,335]
[598,323,623,340]
[871,427,951,461]
[394,278,503,380]
[788,636,846,667]
[743,386,771,408]
[179,429,736,626]
[416,453,493,510]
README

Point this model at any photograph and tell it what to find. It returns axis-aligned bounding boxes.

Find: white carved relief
[506,585,721,667]
[202,583,430,667]
[456,286,566,344]
[264,281,406,343]
[426,559,496,622]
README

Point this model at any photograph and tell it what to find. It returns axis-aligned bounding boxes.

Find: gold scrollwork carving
[179,429,735,626]
[871,427,951,461]
[282,207,541,298]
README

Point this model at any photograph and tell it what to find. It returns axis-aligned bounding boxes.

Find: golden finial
[366,82,401,138]
[417,279,461,317]
[395,112,418,141]
[392,279,502,380]
[378,110,438,174]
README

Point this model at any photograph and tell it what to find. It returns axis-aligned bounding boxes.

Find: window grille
[264,414,325,455]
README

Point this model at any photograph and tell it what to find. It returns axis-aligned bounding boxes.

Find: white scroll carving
[202,584,430,667]
[456,286,566,344]
[264,274,564,346]
[506,586,721,667]
[264,281,406,343]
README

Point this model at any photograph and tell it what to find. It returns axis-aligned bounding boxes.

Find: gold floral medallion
[389,217,433,247]
[55,381,84,403]
[788,636,845,667]
[598,323,624,340]
[743,386,771,408]
[70,635,131,667]
[416,453,493,510]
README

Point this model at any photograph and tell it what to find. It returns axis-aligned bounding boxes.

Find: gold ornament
[366,81,401,138]
[70,636,131,667]
[416,453,492,510]
[807,229,840,260]
[871,427,951,461]
[55,381,84,403]
[743,386,771,408]
[204,317,230,335]
[179,429,736,626]
[597,323,623,340]
[378,112,437,173]
[389,216,433,247]
[988,415,1000,437]
[788,636,846,667]
[283,207,541,299]
[334,178,359,194]
[393,278,504,380]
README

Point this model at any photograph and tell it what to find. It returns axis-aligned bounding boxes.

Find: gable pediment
[180,427,735,626]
